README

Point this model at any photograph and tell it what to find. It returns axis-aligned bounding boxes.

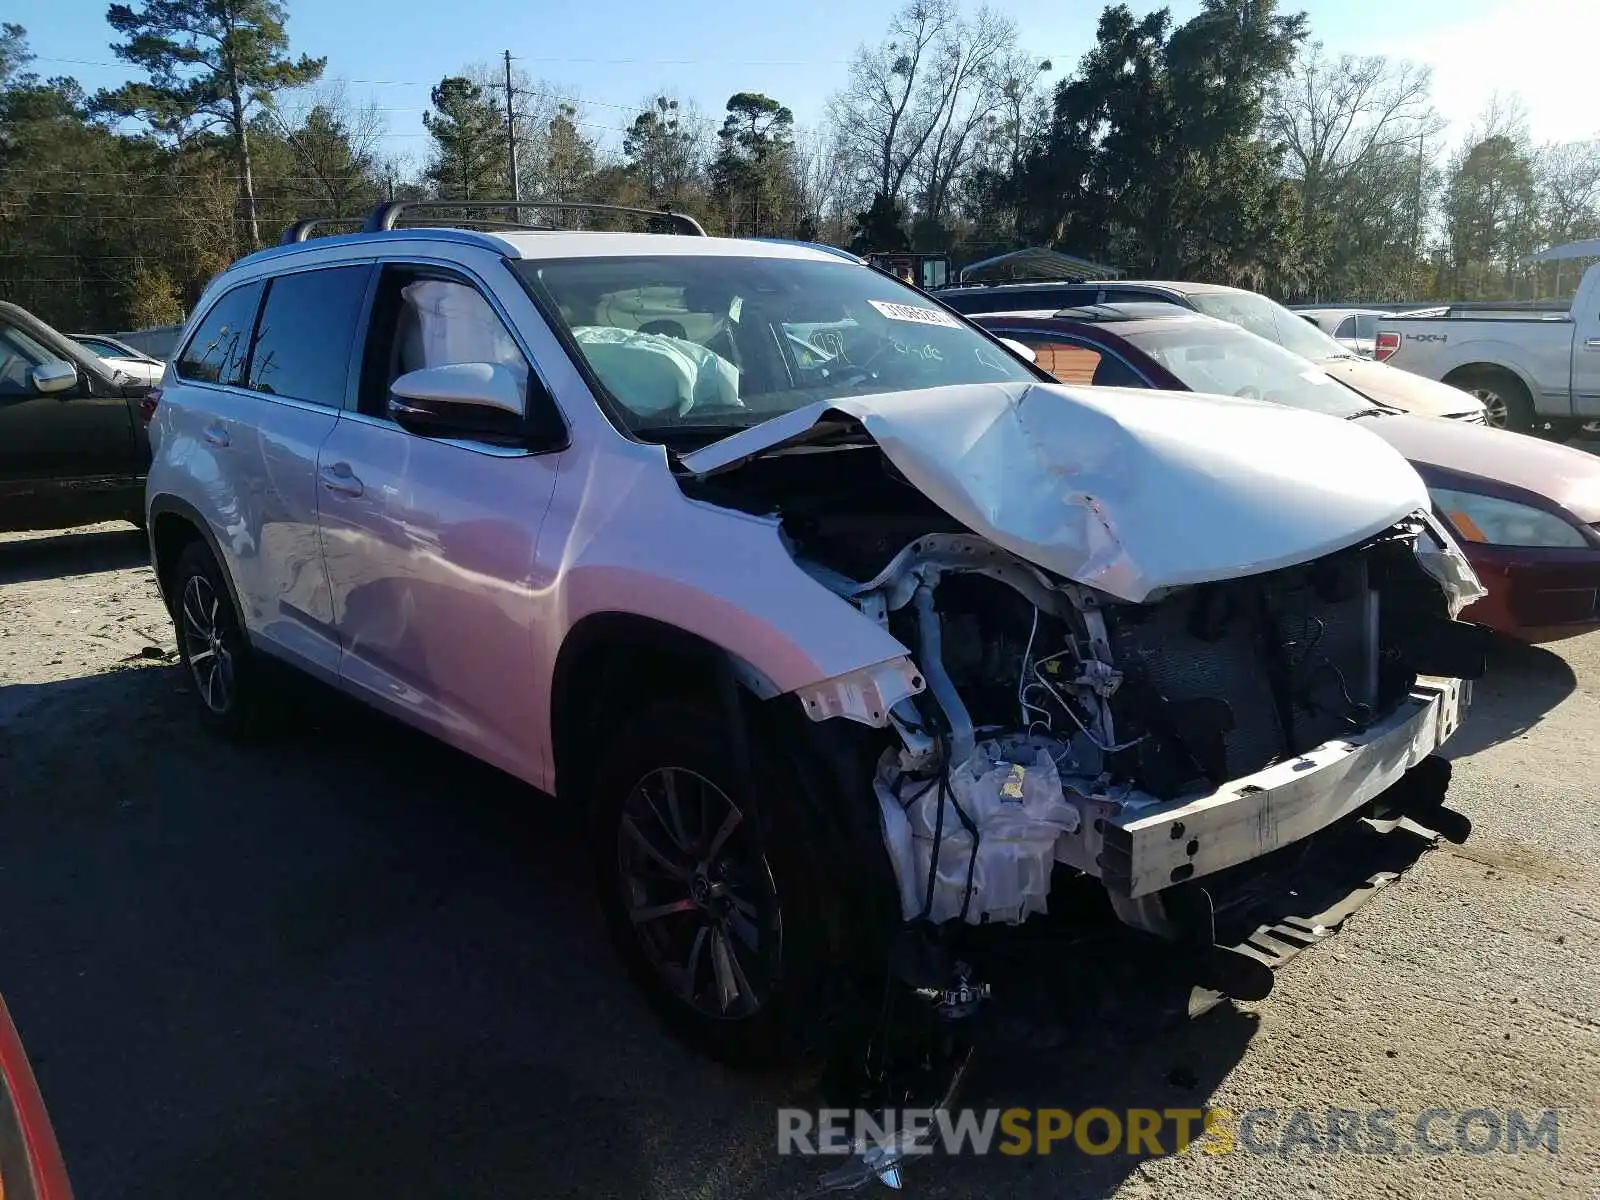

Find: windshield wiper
[1344,408,1390,420]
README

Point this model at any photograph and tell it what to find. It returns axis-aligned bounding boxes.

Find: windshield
[79,339,124,359]
[1189,290,1355,362]
[1120,320,1371,418]
[515,255,1035,441]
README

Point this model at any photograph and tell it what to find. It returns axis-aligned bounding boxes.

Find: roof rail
[360,199,707,237]
[279,217,365,245]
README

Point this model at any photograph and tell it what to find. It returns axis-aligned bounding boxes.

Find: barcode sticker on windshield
[868,300,962,328]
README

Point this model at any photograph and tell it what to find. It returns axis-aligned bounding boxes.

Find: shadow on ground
[0,524,147,586]
[0,664,1446,1199]
[1444,635,1578,759]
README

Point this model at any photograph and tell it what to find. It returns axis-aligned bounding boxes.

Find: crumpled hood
[680,381,1429,603]
[1366,412,1600,523]
[1318,356,1484,419]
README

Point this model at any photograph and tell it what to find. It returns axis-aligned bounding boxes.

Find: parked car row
[938,277,1489,421]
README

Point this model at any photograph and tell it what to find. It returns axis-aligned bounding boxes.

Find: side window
[1334,316,1357,340]
[1354,313,1379,340]
[1012,335,1148,388]
[0,325,60,396]
[176,281,263,386]
[358,267,530,419]
[1025,338,1104,384]
[1086,351,1147,388]
[245,265,371,405]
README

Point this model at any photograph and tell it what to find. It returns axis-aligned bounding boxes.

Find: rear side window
[1335,316,1357,339]
[176,281,263,386]
[1011,335,1148,388]
[245,265,371,405]
[1354,313,1379,339]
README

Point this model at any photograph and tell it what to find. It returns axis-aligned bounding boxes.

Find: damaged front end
[675,384,1486,1178]
[679,385,1485,948]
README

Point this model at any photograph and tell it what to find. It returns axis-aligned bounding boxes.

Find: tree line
[2,0,1598,332]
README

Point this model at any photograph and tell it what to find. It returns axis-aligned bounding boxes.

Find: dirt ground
[1,521,1597,1199]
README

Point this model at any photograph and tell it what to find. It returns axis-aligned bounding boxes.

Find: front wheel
[590,701,838,1068]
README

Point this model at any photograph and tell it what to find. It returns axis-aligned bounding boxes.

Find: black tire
[590,701,838,1068]
[169,539,279,738]
[1450,366,1537,434]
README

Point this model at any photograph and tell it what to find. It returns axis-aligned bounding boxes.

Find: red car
[976,304,1600,643]
[0,997,71,1199]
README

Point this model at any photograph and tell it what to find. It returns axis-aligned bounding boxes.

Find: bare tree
[906,10,1025,226]
[1536,138,1600,244]
[270,80,388,213]
[1267,43,1443,221]
[1267,42,1445,295]
[790,123,853,238]
[827,0,955,202]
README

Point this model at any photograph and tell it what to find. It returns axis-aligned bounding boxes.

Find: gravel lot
[1,521,1597,1199]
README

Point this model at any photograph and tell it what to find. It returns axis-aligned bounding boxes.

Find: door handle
[1584,338,1600,350]
[203,423,230,448]
[319,462,364,497]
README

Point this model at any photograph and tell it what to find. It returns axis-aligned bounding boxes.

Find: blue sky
[10,0,1593,164]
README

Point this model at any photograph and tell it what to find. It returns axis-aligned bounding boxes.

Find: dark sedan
[0,302,153,533]
[976,305,1600,643]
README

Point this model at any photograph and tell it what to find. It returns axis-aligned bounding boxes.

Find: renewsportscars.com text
[778,1106,1560,1158]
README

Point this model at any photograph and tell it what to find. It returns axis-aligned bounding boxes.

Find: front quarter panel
[531,435,916,789]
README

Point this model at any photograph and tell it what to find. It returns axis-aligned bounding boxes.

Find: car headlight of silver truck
[1429,488,1589,549]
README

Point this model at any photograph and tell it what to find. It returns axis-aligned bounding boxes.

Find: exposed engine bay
[689,438,1486,935]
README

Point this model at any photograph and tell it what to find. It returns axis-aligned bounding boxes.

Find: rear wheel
[590,701,837,1067]
[1450,367,1548,435]
[170,540,278,738]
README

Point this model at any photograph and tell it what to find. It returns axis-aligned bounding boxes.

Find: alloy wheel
[1471,386,1509,429]
[616,767,780,1020]
[180,574,234,714]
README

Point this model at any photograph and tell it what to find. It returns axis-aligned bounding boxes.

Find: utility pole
[1412,128,1425,262]
[503,50,521,210]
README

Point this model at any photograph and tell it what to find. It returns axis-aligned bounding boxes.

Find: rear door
[168,266,367,678]
[316,260,564,783]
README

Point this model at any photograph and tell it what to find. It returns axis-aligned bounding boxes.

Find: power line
[27,55,721,115]
[32,52,857,72]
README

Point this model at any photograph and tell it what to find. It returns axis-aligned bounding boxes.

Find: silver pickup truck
[1374,257,1600,436]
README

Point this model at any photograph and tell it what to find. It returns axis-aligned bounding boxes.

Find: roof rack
[279,216,365,245]
[360,199,707,237]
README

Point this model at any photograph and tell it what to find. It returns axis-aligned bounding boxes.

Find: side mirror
[998,338,1037,364]
[388,362,526,444]
[31,361,78,396]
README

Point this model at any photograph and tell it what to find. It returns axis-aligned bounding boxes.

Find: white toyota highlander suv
[143,201,1486,1073]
